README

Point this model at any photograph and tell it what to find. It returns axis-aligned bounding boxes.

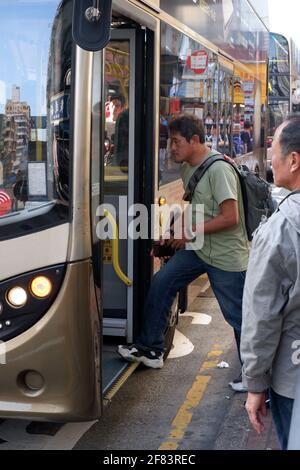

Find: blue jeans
[136,250,245,358]
[270,389,294,450]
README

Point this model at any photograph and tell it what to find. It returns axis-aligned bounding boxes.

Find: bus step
[103,362,139,404]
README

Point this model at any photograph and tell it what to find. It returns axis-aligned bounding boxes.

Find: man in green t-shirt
[118,115,249,391]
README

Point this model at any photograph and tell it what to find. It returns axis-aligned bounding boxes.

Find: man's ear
[190,134,200,145]
[290,152,300,173]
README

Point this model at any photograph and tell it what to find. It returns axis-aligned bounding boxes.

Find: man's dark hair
[110,94,125,107]
[244,121,252,130]
[279,113,300,158]
[168,114,205,143]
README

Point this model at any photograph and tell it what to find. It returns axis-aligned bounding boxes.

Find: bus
[266,32,300,179]
[0,0,269,422]
[268,32,300,143]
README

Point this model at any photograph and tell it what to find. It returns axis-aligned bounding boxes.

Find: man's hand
[169,235,191,250]
[150,238,166,258]
[245,392,268,434]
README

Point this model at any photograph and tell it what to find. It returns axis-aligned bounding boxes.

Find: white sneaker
[118,344,164,369]
[228,380,248,392]
[228,372,248,392]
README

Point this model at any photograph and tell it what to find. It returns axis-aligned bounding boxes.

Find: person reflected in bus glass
[219,124,230,154]
[13,170,28,208]
[109,94,126,123]
[159,114,169,184]
[242,115,300,450]
[118,114,249,395]
[106,94,126,141]
[106,94,128,170]
[113,103,129,172]
[205,125,212,149]
[206,124,229,153]
[241,121,253,154]
[205,112,213,133]
[232,123,243,157]
[205,124,218,150]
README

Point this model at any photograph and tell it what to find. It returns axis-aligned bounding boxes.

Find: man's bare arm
[197,198,239,234]
[169,199,239,249]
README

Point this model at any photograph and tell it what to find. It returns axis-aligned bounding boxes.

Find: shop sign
[0,190,12,216]
[186,50,208,74]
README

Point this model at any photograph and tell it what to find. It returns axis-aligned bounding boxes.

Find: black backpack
[183,153,276,241]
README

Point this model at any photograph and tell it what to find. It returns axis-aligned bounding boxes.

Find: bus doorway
[91,25,155,396]
[103,30,137,341]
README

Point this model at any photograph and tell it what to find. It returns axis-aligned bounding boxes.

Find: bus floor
[0,276,279,450]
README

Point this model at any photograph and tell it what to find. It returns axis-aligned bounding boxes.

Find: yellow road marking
[200,360,220,372]
[159,442,179,450]
[208,350,223,358]
[159,348,223,450]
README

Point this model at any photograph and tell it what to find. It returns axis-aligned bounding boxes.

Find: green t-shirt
[181,153,249,272]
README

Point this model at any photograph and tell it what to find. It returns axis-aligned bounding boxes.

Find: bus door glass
[102,30,135,341]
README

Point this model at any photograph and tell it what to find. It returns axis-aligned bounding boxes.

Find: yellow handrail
[103,209,133,287]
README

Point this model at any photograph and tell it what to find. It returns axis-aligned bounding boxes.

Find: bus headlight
[30,276,52,299]
[0,265,65,342]
[6,287,28,308]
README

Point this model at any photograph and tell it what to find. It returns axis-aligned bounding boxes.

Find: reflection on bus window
[158,23,260,186]
[159,23,216,186]
[268,101,290,145]
[232,69,257,157]
[268,33,290,107]
[269,33,289,74]
[269,75,290,98]
[267,33,295,145]
[104,41,130,182]
[0,0,72,226]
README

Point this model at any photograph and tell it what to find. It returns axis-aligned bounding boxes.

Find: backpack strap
[182,154,248,231]
[183,153,225,202]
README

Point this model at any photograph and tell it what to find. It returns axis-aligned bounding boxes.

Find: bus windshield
[0,0,72,234]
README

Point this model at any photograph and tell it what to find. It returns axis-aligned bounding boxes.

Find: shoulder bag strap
[183,153,224,202]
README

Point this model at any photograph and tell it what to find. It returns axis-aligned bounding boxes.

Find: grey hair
[279,114,300,158]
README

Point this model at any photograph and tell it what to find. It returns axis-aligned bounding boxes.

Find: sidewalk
[189,278,281,450]
[245,403,280,450]
[214,391,280,450]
